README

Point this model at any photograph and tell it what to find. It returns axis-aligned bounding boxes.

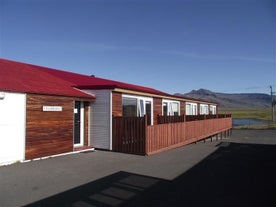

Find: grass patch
[234,124,276,130]
[219,108,272,121]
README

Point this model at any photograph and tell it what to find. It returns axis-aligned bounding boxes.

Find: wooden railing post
[144,114,148,155]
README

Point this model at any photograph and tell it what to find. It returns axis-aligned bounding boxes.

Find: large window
[200,104,209,115]
[122,95,153,124]
[186,102,198,115]
[122,97,137,117]
[210,105,217,115]
[162,100,180,116]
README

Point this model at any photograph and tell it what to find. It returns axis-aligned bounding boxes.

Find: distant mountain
[175,89,273,109]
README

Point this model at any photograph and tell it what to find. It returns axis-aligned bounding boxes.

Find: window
[200,104,209,115]
[210,105,217,115]
[122,95,153,124]
[186,102,197,115]
[122,97,137,117]
[163,102,168,116]
[162,100,180,116]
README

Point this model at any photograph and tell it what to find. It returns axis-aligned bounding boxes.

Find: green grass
[219,108,276,129]
[219,108,272,121]
[234,124,276,130]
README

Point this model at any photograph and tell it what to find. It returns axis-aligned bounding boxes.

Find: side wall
[85,89,112,150]
[153,97,162,125]
[180,101,186,115]
[112,92,122,116]
[25,94,74,160]
[0,92,26,165]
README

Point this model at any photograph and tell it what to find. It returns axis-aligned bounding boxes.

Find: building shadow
[25,142,276,207]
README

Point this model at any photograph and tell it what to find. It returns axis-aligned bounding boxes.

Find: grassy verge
[234,124,276,130]
[219,108,275,129]
[219,108,272,121]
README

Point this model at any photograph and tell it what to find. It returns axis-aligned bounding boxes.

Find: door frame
[74,101,84,147]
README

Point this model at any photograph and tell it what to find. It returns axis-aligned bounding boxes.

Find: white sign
[42,106,63,112]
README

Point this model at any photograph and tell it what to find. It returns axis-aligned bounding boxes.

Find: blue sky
[1,0,275,94]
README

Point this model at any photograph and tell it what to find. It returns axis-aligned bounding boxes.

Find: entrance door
[74,101,83,146]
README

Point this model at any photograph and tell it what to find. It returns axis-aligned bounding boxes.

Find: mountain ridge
[175,89,273,109]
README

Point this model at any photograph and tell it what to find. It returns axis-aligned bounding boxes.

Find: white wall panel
[85,90,112,150]
[0,92,25,165]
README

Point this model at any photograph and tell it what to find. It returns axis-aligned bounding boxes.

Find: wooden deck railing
[146,117,232,155]
[112,115,232,155]
[158,114,232,124]
[157,114,185,124]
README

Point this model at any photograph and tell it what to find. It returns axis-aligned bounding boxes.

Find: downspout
[109,91,113,150]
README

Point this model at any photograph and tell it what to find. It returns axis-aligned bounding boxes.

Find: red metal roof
[39,66,171,96]
[0,58,94,99]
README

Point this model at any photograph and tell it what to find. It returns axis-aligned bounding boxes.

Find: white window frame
[162,99,180,116]
[74,101,84,147]
[122,94,153,125]
[200,104,209,115]
[186,102,198,115]
[210,105,217,115]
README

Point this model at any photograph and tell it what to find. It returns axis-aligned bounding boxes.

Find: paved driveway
[0,130,275,207]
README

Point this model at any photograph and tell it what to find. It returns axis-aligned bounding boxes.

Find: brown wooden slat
[112,92,122,116]
[146,117,232,155]
[25,94,74,160]
[112,116,146,155]
[112,114,232,156]
[153,97,162,125]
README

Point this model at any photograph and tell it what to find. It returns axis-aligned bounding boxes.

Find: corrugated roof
[39,66,171,96]
[0,58,217,105]
[0,58,94,99]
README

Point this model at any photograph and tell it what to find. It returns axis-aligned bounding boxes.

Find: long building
[0,58,232,165]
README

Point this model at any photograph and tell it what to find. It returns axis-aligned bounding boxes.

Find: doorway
[74,101,84,146]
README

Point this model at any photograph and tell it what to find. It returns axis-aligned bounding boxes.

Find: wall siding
[112,92,122,116]
[85,90,112,150]
[25,94,74,160]
[153,97,162,125]
[146,117,232,155]
[0,92,26,165]
[180,101,186,115]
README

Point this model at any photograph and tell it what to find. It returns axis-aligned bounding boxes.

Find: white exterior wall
[0,92,26,165]
[85,89,112,150]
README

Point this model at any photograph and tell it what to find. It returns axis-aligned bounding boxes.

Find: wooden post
[144,114,148,155]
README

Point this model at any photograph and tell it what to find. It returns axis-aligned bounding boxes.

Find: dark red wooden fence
[112,115,232,155]
[157,114,185,124]
[112,116,147,155]
[146,117,232,155]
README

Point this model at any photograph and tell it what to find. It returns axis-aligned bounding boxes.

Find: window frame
[162,99,180,116]
[209,105,217,115]
[122,94,153,125]
[186,102,198,115]
[200,104,209,115]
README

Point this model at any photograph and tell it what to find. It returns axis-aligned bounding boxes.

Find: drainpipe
[270,86,275,124]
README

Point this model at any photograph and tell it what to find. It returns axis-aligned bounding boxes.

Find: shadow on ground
[25,142,276,207]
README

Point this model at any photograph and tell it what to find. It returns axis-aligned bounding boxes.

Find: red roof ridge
[0,58,94,99]
[39,65,172,96]
[1,58,216,104]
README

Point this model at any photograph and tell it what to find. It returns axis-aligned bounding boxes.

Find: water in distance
[233,118,271,126]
